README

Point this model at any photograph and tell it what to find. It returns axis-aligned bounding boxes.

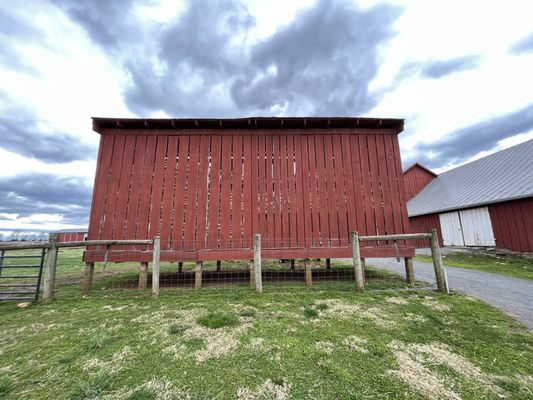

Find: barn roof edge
[91,117,404,134]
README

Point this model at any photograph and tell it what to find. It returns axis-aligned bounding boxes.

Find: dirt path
[368,258,533,330]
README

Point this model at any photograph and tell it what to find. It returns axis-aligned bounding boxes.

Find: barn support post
[305,259,313,286]
[404,257,415,287]
[361,258,366,284]
[351,232,364,292]
[152,236,160,298]
[253,234,262,293]
[139,262,148,289]
[326,258,331,269]
[195,261,203,289]
[430,229,448,293]
[178,262,183,273]
[216,260,221,272]
[290,259,295,270]
[43,233,59,302]
[83,262,95,294]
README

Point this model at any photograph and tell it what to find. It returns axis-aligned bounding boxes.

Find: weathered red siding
[489,198,533,252]
[408,214,443,248]
[58,232,87,242]
[403,164,436,201]
[85,128,414,262]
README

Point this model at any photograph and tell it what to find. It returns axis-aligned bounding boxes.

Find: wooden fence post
[249,260,255,288]
[216,260,221,272]
[305,259,312,286]
[178,261,183,273]
[43,233,59,302]
[195,261,203,289]
[152,237,160,298]
[139,262,148,289]
[404,257,415,287]
[430,229,447,293]
[351,232,364,292]
[83,262,95,294]
[326,258,331,269]
[254,234,262,293]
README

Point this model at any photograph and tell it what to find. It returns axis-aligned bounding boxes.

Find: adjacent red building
[404,139,533,252]
[85,117,414,263]
[51,229,87,242]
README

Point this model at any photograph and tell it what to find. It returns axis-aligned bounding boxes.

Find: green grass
[415,252,533,280]
[0,248,531,399]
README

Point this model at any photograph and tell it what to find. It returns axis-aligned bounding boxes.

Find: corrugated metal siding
[489,198,533,252]
[403,165,436,201]
[85,129,414,262]
[408,139,533,216]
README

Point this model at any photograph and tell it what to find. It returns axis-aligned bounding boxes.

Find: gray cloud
[53,0,138,49]
[231,0,401,115]
[510,32,533,54]
[420,55,481,79]
[0,173,92,226]
[406,103,533,169]
[120,0,402,117]
[0,112,97,163]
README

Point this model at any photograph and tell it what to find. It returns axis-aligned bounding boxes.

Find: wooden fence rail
[0,229,447,301]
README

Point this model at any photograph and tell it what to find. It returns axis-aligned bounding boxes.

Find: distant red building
[51,229,88,242]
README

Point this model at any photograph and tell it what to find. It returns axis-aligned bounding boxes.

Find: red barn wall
[408,214,443,248]
[403,165,436,201]
[86,129,414,262]
[489,198,533,252]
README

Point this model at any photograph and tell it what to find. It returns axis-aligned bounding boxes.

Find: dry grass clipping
[102,378,191,400]
[343,335,368,353]
[388,341,504,399]
[237,379,291,400]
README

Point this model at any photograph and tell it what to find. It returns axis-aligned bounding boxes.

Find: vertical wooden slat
[195,135,211,250]
[367,135,385,237]
[272,135,282,247]
[279,135,289,247]
[306,135,321,247]
[294,134,308,249]
[349,135,366,235]
[286,135,297,247]
[358,134,375,236]
[315,135,330,245]
[219,135,232,248]
[231,134,243,248]
[332,135,348,244]
[207,136,222,250]
[324,135,339,245]
[101,134,126,241]
[159,136,178,249]
[173,136,190,249]
[183,135,200,250]
[135,135,157,244]
[123,135,146,252]
[265,135,275,248]
[341,135,357,235]
[113,135,136,244]
[257,135,266,239]
[391,134,411,236]
[243,135,253,248]
[376,135,393,236]
[384,135,403,235]
[147,136,168,242]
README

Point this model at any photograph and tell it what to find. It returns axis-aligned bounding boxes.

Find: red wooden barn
[85,117,414,263]
[51,229,87,242]
[404,139,533,252]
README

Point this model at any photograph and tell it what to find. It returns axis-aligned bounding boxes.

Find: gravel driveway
[367,257,533,330]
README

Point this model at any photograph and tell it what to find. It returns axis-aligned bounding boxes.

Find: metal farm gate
[85,118,414,263]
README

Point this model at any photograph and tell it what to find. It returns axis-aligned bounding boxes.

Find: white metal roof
[407,139,533,216]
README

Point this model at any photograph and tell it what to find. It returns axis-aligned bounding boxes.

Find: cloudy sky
[1,0,533,236]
